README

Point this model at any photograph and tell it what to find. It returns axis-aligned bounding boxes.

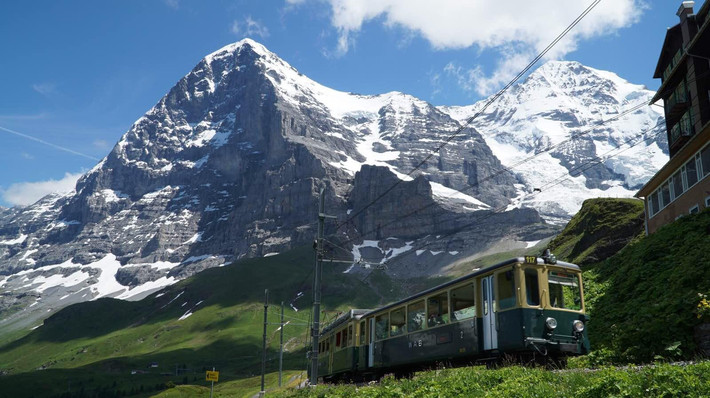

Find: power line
[330,65,710,250]
[330,101,653,250]
[333,0,603,234]
[0,125,101,161]
[388,120,666,261]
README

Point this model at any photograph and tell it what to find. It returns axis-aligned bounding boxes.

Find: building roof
[651,2,710,103]
[653,24,683,79]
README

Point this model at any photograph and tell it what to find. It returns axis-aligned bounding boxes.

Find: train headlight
[573,320,585,333]
[545,317,557,330]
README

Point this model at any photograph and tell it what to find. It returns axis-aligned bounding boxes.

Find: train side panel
[370,319,479,369]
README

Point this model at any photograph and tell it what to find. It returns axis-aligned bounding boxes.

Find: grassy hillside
[548,199,710,363]
[548,198,645,266]
[2,197,707,396]
[0,245,404,397]
[583,208,710,363]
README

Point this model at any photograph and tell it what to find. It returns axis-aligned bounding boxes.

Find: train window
[525,269,540,306]
[427,292,449,327]
[359,321,366,345]
[342,328,348,348]
[336,331,341,348]
[451,284,476,321]
[348,325,354,346]
[548,271,582,311]
[497,270,516,310]
[390,307,406,337]
[407,300,426,332]
[375,314,389,340]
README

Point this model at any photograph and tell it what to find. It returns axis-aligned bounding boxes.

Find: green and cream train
[315,253,590,381]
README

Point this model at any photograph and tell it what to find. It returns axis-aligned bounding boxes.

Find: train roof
[320,308,371,335]
[362,256,580,317]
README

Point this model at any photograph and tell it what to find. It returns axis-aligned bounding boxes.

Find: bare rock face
[0,40,664,326]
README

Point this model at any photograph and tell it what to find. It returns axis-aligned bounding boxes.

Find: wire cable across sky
[334,0,603,233]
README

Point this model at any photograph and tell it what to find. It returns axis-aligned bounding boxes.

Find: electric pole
[279,301,284,387]
[260,289,269,397]
[309,188,326,386]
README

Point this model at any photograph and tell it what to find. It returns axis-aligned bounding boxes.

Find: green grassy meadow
[2,200,710,397]
[0,245,401,397]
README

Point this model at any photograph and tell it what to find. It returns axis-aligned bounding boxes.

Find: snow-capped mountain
[0,39,665,330]
[440,60,666,223]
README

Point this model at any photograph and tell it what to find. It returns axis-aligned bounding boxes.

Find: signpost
[206,368,219,398]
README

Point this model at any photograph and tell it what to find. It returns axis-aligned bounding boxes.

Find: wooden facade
[637,1,710,234]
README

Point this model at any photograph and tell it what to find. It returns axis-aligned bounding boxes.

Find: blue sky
[0,0,686,207]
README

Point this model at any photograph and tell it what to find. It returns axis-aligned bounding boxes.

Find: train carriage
[315,252,590,382]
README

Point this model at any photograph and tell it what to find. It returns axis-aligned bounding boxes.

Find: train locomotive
[314,252,589,382]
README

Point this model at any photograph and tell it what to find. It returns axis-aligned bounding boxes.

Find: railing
[669,108,695,147]
[665,80,689,113]
[663,48,684,81]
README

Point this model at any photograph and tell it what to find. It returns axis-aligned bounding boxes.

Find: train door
[368,318,375,367]
[328,335,334,372]
[482,275,498,350]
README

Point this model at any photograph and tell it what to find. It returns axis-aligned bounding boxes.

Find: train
[313,251,590,382]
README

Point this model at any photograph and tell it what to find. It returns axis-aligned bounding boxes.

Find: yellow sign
[525,256,537,264]
[206,370,219,382]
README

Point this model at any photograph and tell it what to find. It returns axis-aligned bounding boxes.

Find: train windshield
[548,270,582,311]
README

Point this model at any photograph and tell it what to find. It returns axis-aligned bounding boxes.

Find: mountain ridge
[0,39,666,334]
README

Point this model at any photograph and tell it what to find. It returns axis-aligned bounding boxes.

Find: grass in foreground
[274,362,710,398]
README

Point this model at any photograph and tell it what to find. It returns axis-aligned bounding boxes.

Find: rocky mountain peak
[0,41,667,335]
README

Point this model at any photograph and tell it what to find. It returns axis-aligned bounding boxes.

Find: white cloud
[32,83,56,97]
[1,172,82,207]
[93,139,111,150]
[445,45,534,96]
[163,0,179,9]
[231,16,270,39]
[289,0,645,93]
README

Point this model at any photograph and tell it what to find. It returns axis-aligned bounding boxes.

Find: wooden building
[637,1,710,234]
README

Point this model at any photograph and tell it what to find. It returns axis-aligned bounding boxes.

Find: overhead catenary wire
[333,0,603,234]
[329,101,652,250]
[385,120,667,262]
[329,66,710,250]
[0,125,101,161]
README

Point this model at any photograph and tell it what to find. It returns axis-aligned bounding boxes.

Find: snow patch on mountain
[439,60,667,221]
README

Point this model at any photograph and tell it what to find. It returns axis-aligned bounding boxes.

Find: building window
[661,182,671,208]
[701,145,710,178]
[685,157,699,187]
[705,196,710,208]
[672,170,684,199]
[689,205,699,214]
[650,191,660,216]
